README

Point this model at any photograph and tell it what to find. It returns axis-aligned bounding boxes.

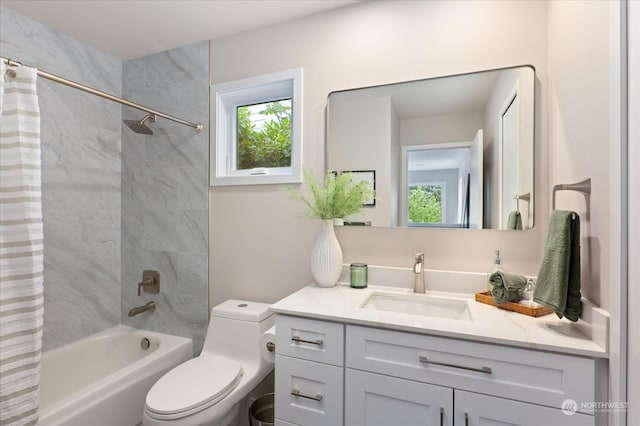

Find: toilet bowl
[142,300,275,426]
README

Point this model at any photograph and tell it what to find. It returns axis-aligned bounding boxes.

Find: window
[236,100,291,170]
[408,182,446,226]
[211,68,302,186]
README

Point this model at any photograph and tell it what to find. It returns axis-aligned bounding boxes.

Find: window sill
[211,171,302,187]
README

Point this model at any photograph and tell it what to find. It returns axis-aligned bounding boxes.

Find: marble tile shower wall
[121,41,210,354]
[0,7,122,350]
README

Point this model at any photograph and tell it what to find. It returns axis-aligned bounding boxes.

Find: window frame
[210,68,303,186]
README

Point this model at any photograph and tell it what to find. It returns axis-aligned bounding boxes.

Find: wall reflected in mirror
[326,65,535,230]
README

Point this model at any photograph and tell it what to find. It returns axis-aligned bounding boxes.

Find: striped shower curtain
[0,62,44,426]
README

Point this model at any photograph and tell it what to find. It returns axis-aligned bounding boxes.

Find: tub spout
[128,301,155,317]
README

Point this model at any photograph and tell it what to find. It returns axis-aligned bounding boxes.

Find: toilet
[142,300,275,426]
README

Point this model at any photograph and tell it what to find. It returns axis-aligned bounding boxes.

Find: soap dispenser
[487,249,504,294]
[519,278,537,306]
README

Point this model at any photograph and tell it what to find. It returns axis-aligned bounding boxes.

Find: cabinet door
[275,355,343,426]
[455,390,595,426]
[346,368,453,426]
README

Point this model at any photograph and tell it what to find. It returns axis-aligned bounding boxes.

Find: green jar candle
[350,263,368,288]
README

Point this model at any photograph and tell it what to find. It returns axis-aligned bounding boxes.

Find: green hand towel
[490,270,527,304]
[533,210,582,321]
[508,211,523,230]
[492,286,520,305]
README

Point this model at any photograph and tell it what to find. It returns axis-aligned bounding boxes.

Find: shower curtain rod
[1,56,204,132]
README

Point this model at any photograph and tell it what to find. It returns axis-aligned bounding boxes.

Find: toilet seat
[145,354,243,420]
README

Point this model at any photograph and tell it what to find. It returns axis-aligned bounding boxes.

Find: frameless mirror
[327,65,535,230]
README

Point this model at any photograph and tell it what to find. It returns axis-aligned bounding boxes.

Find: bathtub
[39,325,192,426]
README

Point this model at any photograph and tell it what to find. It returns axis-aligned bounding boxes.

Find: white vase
[310,219,343,287]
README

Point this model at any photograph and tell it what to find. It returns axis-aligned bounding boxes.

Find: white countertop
[269,282,609,358]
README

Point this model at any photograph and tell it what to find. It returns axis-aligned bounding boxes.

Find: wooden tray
[474,291,554,317]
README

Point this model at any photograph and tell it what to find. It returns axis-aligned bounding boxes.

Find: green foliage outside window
[237,100,291,169]
[408,185,443,224]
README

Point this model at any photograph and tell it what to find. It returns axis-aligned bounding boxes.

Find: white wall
[327,95,393,226]
[206,0,619,416]
[390,103,400,226]
[547,4,616,422]
[547,0,610,310]
[625,1,638,423]
[209,0,550,308]
[484,67,535,229]
[400,112,483,147]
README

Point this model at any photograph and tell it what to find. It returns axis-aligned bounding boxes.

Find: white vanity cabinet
[345,325,597,426]
[345,368,454,426]
[274,315,601,426]
[274,315,344,426]
[453,391,592,426]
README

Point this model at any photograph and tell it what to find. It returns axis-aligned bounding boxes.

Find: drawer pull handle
[440,407,444,426]
[291,335,324,346]
[419,356,492,374]
[291,388,323,401]
[464,412,469,426]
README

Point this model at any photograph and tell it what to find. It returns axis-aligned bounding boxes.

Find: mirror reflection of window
[404,144,476,228]
[408,183,445,225]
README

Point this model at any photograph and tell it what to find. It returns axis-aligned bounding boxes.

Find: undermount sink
[361,292,472,321]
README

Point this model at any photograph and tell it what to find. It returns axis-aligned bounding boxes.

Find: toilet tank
[211,300,273,322]
[202,300,274,359]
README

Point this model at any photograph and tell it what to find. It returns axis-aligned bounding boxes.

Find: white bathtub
[39,325,192,426]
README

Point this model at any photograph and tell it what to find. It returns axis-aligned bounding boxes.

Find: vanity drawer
[276,315,344,366]
[275,355,343,426]
[346,325,597,414]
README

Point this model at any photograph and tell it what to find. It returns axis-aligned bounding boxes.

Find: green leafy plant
[283,169,374,220]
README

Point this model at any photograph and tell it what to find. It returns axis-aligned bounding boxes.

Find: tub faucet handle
[138,270,160,296]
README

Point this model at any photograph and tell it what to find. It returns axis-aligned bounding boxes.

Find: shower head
[124,114,156,135]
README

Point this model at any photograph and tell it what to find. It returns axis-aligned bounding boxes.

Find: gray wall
[120,42,210,354]
[0,7,122,350]
[1,7,210,353]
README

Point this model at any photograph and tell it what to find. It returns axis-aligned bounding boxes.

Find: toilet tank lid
[211,300,273,322]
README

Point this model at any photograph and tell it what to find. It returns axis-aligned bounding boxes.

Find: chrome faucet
[128,301,156,317]
[413,253,425,293]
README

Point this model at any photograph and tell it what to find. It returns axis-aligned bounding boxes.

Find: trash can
[249,393,274,426]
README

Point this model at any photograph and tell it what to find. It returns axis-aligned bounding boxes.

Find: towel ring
[514,192,531,214]
[552,178,591,210]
